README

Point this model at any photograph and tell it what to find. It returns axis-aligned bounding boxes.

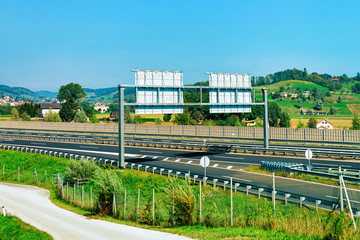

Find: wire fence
[1,121,360,144]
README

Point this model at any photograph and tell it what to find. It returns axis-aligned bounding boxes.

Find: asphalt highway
[1,138,360,212]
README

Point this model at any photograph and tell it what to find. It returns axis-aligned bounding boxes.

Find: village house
[40,103,81,117]
[316,118,333,129]
[280,92,288,98]
[302,91,310,97]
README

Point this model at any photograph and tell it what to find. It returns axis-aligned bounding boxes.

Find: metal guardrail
[1,131,360,160]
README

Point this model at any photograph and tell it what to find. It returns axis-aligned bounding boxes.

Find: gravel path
[0,183,192,240]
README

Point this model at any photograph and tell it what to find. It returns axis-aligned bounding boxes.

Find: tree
[11,108,20,120]
[174,112,191,125]
[313,100,323,111]
[163,114,172,122]
[57,83,86,122]
[44,109,61,122]
[308,117,317,128]
[352,116,360,130]
[279,112,290,127]
[352,83,360,94]
[329,107,336,115]
[20,112,31,121]
[296,120,305,128]
[81,102,96,118]
[337,96,342,103]
[74,110,88,123]
[268,101,282,127]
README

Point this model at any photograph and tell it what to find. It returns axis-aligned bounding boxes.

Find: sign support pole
[118,85,125,169]
[262,88,269,149]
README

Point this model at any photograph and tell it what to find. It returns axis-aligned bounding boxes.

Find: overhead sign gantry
[118,70,269,168]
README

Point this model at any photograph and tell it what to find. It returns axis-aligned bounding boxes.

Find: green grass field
[0,150,359,239]
[255,80,360,118]
[0,215,52,240]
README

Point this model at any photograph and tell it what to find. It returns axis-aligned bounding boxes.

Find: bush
[93,168,122,216]
[163,114,172,122]
[65,159,98,183]
[20,112,31,121]
[163,179,195,226]
[74,110,88,123]
[44,109,61,122]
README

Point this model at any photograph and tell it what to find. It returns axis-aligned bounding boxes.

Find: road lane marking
[222,176,252,182]
[326,195,360,204]
[79,146,99,149]
[138,150,163,154]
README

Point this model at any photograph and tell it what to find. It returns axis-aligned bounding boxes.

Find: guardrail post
[167,170,173,177]
[176,171,181,178]
[258,188,264,198]
[193,175,198,183]
[2,206,6,217]
[316,200,321,211]
[144,166,149,172]
[356,211,360,218]
[213,179,218,188]
[300,197,306,208]
[152,167,157,174]
[203,176,208,186]
[131,163,135,170]
[246,185,251,195]
[223,181,229,190]
[137,164,142,171]
[160,168,164,175]
[328,168,332,174]
[234,183,240,192]
[285,193,291,205]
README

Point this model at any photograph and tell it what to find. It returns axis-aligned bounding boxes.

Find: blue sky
[0,0,359,91]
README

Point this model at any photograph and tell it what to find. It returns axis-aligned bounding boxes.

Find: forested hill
[252,68,360,93]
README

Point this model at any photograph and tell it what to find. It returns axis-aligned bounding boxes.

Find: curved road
[0,183,192,240]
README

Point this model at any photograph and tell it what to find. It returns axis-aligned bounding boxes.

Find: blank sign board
[134,70,182,87]
[132,69,184,114]
[207,72,252,113]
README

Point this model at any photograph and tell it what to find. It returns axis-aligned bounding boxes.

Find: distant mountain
[0,85,39,101]
[0,84,134,103]
[35,90,58,98]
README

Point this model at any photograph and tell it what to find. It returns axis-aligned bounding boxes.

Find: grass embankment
[0,150,359,239]
[0,215,52,240]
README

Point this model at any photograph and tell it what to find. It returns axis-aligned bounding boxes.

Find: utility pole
[262,88,269,148]
[118,86,125,169]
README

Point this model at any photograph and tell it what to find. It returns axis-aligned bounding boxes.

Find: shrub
[93,169,122,216]
[163,179,195,226]
[65,159,98,183]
